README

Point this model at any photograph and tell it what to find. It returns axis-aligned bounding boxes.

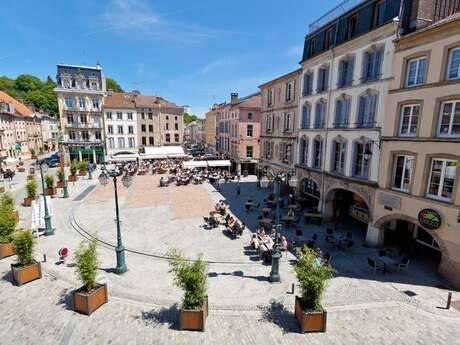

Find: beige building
[136,95,184,147]
[370,14,460,288]
[259,69,301,174]
[205,104,222,152]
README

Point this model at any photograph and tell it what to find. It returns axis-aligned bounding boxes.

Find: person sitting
[232,221,241,238]
[208,214,219,228]
[250,234,259,249]
[280,236,288,252]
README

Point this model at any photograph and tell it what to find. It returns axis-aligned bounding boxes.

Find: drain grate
[73,185,96,202]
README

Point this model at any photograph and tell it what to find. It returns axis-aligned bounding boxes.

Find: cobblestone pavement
[2,171,460,344]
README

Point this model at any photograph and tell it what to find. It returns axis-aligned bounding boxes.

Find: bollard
[43,254,47,263]
[447,292,452,309]
[291,283,295,294]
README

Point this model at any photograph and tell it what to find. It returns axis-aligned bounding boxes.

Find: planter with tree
[0,195,18,259]
[30,148,37,159]
[294,248,334,333]
[10,229,41,286]
[45,174,55,196]
[167,248,208,332]
[57,170,65,188]
[78,160,88,177]
[69,160,78,182]
[23,179,37,207]
[1,193,19,222]
[72,238,108,315]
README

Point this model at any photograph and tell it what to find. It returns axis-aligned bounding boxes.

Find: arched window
[335,95,351,128]
[301,103,311,129]
[357,90,378,128]
[362,45,384,82]
[299,136,309,165]
[353,137,373,179]
[302,72,313,96]
[331,136,347,175]
[338,55,355,88]
[314,100,326,129]
[313,136,323,169]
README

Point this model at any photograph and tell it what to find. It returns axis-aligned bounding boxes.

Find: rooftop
[0,91,33,116]
[104,92,136,109]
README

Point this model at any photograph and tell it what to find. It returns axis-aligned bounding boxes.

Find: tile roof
[0,91,33,116]
[104,92,136,109]
[135,95,179,108]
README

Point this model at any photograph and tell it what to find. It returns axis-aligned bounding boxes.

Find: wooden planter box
[18,167,25,173]
[68,175,78,182]
[0,242,14,259]
[19,162,24,166]
[23,197,34,207]
[45,187,55,196]
[0,186,5,193]
[295,296,327,333]
[79,171,87,177]
[11,261,42,286]
[56,181,65,188]
[27,175,35,181]
[72,283,108,315]
[179,297,208,332]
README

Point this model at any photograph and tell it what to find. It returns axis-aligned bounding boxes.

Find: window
[165,133,171,142]
[357,93,378,127]
[248,112,253,120]
[313,138,323,169]
[314,101,326,128]
[165,123,169,130]
[247,124,253,137]
[267,88,274,106]
[92,98,99,109]
[65,97,73,108]
[141,137,146,145]
[338,57,355,88]
[166,116,169,120]
[246,146,253,158]
[353,141,372,179]
[303,179,320,198]
[175,123,179,130]
[80,114,87,123]
[447,47,460,80]
[308,37,316,57]
[392,155,414,192]
[175,133,179,142]
[363,48,383,82]
[324,27,334,50]
[317,66,329,93]
[95,131,101,140]
[299,137,309,165]
[302,73,313,96]
[117,125,123,134]
[108,138,115,149]
[81,131,89,141]
[108,125,113,134]
[285,82,294,102]
[373,0,386,27]
[141,113,145,120]
[128,137,135,148]
[148,113,153,120]
[128,125,134,134]
[106,111,112,119]
[405,57,427,86]
[117,112,123,120]
[427,159,457,202]
[149,137,154,145]
[284,113,293,132]
[438,100,460,137]
[79,97,86,109]
[266,114,274,133]
[301,103,310,129]
[148,125,153,132]
[127,112,133,120]
[141,124,146,132]
[335,98,350,128]
[399,104,420,136]
[66,114,74,124]
[332,140,346,175]
[118,138,125,148]
[347,15,358,39]
[69,131,76,140]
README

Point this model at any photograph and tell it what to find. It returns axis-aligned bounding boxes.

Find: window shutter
[317,69,323,91]
[324,67,329,90]
[338,61,344,87]
[344,98,351,125]
[347,57,355,84]
[374,49,383,79]
[358,97,365,126]
[370,94,377,125]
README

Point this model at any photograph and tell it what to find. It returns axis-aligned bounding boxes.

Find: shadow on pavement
[135,304,180,330]
[259,299,298,334]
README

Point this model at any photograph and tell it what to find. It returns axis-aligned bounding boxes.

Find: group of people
[250,228,288,264]
[203,201,245,239]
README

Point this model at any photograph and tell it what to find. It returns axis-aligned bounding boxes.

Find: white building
[40,114,60,152]
[103,92,138,155]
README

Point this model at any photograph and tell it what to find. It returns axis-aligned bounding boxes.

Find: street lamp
[38,161,54,236]
[262,168,297,283]
[98,165,133,274]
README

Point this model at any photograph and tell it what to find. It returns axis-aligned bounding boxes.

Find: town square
[2,0,460,344]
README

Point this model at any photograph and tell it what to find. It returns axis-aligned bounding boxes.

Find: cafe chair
[396,257,410,272]
[367,257,384,273]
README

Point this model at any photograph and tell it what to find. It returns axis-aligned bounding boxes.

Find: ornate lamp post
[261,168,297,283]
[38,161,54,236]
[98,165,133,274]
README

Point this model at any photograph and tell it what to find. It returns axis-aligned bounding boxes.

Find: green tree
[184,113,198,124]
[106,77,124,92]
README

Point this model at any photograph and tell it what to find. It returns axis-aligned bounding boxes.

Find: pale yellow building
[370,14,460,288]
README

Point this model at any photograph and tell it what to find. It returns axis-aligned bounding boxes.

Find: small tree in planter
[24,179,37,207]
[30,148,36,159]
[1,193,19,222]
[167,248,208,331]
[69,160,78,182]
[294,248,334,333]
[45,174,55,196]
[57,170,65,188]
[78,160,88,176]
[11,229,42,286]
[72,239,107,315]
[0,201,18,259]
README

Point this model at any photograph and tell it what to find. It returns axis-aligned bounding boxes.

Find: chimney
[231,93,238,105]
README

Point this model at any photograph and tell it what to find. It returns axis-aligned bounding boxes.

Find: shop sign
[350,205,369,223]
[418,209,442,230]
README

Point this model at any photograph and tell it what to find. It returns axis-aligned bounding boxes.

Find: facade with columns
[259,69,301,175]
[55,63,106,164]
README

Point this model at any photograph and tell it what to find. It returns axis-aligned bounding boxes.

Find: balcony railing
[433,0,460,22]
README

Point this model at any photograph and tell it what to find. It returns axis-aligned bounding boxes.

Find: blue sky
[1,0,339,117]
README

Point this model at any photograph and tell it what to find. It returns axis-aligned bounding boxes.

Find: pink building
[216,92,261,175]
